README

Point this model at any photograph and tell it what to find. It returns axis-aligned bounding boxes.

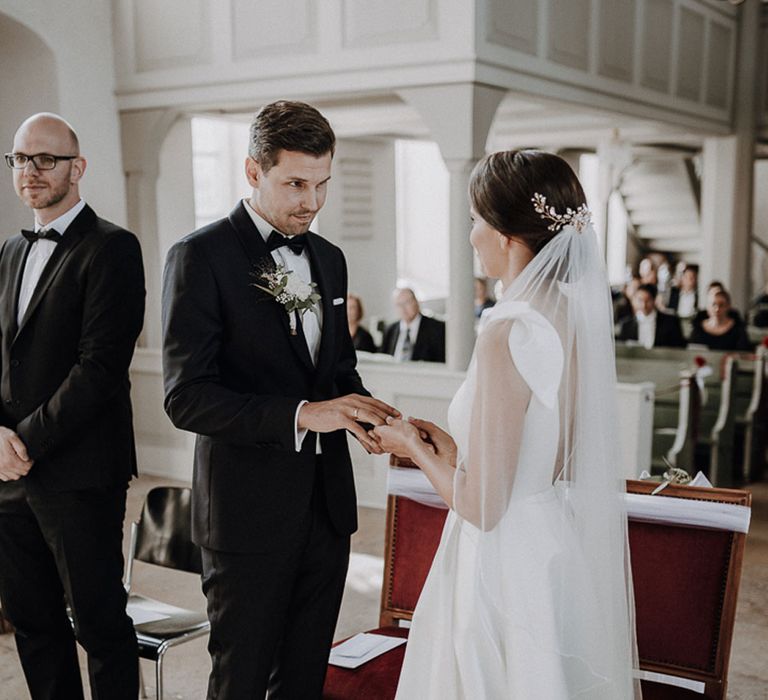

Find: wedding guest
[380,287,445,362]
[666,265,699,318]
[689,289,751,351]
[749,281,768,327]
[692,281,744,331]
[613,274,640,325]
[474,277,495,318]
[0,113,144,699]
[347,293,376,352]
[616,283,686,348]
[639,256,657,286]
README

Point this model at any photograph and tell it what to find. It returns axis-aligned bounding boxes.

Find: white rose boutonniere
[251,262,321,335]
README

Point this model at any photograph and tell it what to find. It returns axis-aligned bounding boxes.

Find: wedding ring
[353,408,359,420]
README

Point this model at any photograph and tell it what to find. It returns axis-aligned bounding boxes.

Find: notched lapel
[2,238,30,339]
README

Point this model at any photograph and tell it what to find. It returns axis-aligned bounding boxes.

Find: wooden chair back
[626,480,750,699]
[378,477,749,699]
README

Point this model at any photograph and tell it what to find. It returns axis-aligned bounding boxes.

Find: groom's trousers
[201,456,351,700]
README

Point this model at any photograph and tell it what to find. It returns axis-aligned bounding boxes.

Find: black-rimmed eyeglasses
[4,153,78,170]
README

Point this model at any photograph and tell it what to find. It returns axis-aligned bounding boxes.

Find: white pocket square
[333,297,345,306]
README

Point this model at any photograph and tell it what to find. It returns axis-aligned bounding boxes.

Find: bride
[374,150,641,699]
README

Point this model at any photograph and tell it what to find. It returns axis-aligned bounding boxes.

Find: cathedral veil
[450,217,642,698]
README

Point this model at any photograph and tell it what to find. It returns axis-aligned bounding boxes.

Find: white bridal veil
[450,215,641,698]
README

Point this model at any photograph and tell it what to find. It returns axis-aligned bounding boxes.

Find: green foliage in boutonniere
[251,261,321,334]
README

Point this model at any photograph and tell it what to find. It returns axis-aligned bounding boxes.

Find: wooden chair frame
[376,479,750,700]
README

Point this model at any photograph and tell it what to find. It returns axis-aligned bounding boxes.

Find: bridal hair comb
[532,193,592,233]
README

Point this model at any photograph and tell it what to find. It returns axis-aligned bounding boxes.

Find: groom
[161,101,398,699]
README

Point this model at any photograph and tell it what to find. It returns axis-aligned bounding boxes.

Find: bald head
[14,113,79,154]
[11,113,85,224]
[393,287,420,323]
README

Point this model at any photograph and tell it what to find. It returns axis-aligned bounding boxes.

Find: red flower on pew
[694,356,707,368]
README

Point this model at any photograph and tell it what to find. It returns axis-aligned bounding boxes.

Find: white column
[699,0,759,308]
[398,83,506,370]
[120,109,181,348]
[445,158,477,370]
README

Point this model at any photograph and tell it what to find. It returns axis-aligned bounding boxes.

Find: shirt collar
[400,314,422,335]
[636,310,657,323]
[243,198,285,243]
[34,198,86,236]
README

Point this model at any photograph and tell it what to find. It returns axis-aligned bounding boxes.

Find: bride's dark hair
[469,150,587,254]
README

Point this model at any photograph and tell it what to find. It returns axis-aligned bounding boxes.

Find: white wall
[0,2,126,227]
[0,13,59,239]
[319,138,398,323]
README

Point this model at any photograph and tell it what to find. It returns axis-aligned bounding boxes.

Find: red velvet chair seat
[324,627,408,700]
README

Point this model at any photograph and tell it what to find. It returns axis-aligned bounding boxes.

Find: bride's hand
[373,418,434,460]
[408,418,457,466]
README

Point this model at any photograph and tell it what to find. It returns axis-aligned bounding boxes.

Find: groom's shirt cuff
[294,400,309,452]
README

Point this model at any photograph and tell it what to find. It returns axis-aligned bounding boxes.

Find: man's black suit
[162,202,368,698]
[0,204,145,700]
[616,311,687,348]
[381,315,446,362]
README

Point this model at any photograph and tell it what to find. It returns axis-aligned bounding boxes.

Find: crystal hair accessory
[532,193,592,233]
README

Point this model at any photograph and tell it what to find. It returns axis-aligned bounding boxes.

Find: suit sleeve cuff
[294,400,309,452]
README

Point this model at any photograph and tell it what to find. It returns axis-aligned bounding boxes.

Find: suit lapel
[14,207,94,339]
[228,202,315,373]
[1,238,30,339]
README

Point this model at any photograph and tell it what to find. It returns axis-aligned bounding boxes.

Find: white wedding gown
[395,301,630,699]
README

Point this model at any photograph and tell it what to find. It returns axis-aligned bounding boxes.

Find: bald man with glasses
[0,113,145,700]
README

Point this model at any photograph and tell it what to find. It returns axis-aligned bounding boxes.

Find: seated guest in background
[748,281,768,328]
[613,274,640,326]
[666,265,699,318]
[639,256,658,287]
[474,277,495,318]
[347,293,377,352]
[616,283,686,348]
[689,289,751,351]
[381,287,445,362]
[692,281,744,331]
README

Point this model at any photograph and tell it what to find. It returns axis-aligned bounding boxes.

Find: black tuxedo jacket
[616,311,686,348]
[0,205,145,491]
[162,202,367,554]
[381,315,446,363]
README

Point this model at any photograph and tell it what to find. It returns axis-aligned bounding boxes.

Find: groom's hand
[298,394,400,453]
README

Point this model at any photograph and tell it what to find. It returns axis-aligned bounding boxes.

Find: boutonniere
[251,261,321,335]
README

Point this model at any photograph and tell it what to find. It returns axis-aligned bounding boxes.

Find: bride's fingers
[348,421,382,452]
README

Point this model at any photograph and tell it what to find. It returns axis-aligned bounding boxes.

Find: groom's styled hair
[249,100,336,172]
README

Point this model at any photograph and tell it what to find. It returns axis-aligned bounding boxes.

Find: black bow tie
[266,230,307,256]
[22,228,59,243]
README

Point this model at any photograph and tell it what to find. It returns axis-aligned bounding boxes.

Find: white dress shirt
[677,290,697,318]
[394,315,422,361]
[636,311,657,349]
[243,199,322,452]
[17,199,86,325]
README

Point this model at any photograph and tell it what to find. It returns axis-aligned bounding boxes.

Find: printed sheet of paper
[328,633,407,669]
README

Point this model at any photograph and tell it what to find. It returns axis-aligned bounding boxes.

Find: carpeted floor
[0,476,766,699]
